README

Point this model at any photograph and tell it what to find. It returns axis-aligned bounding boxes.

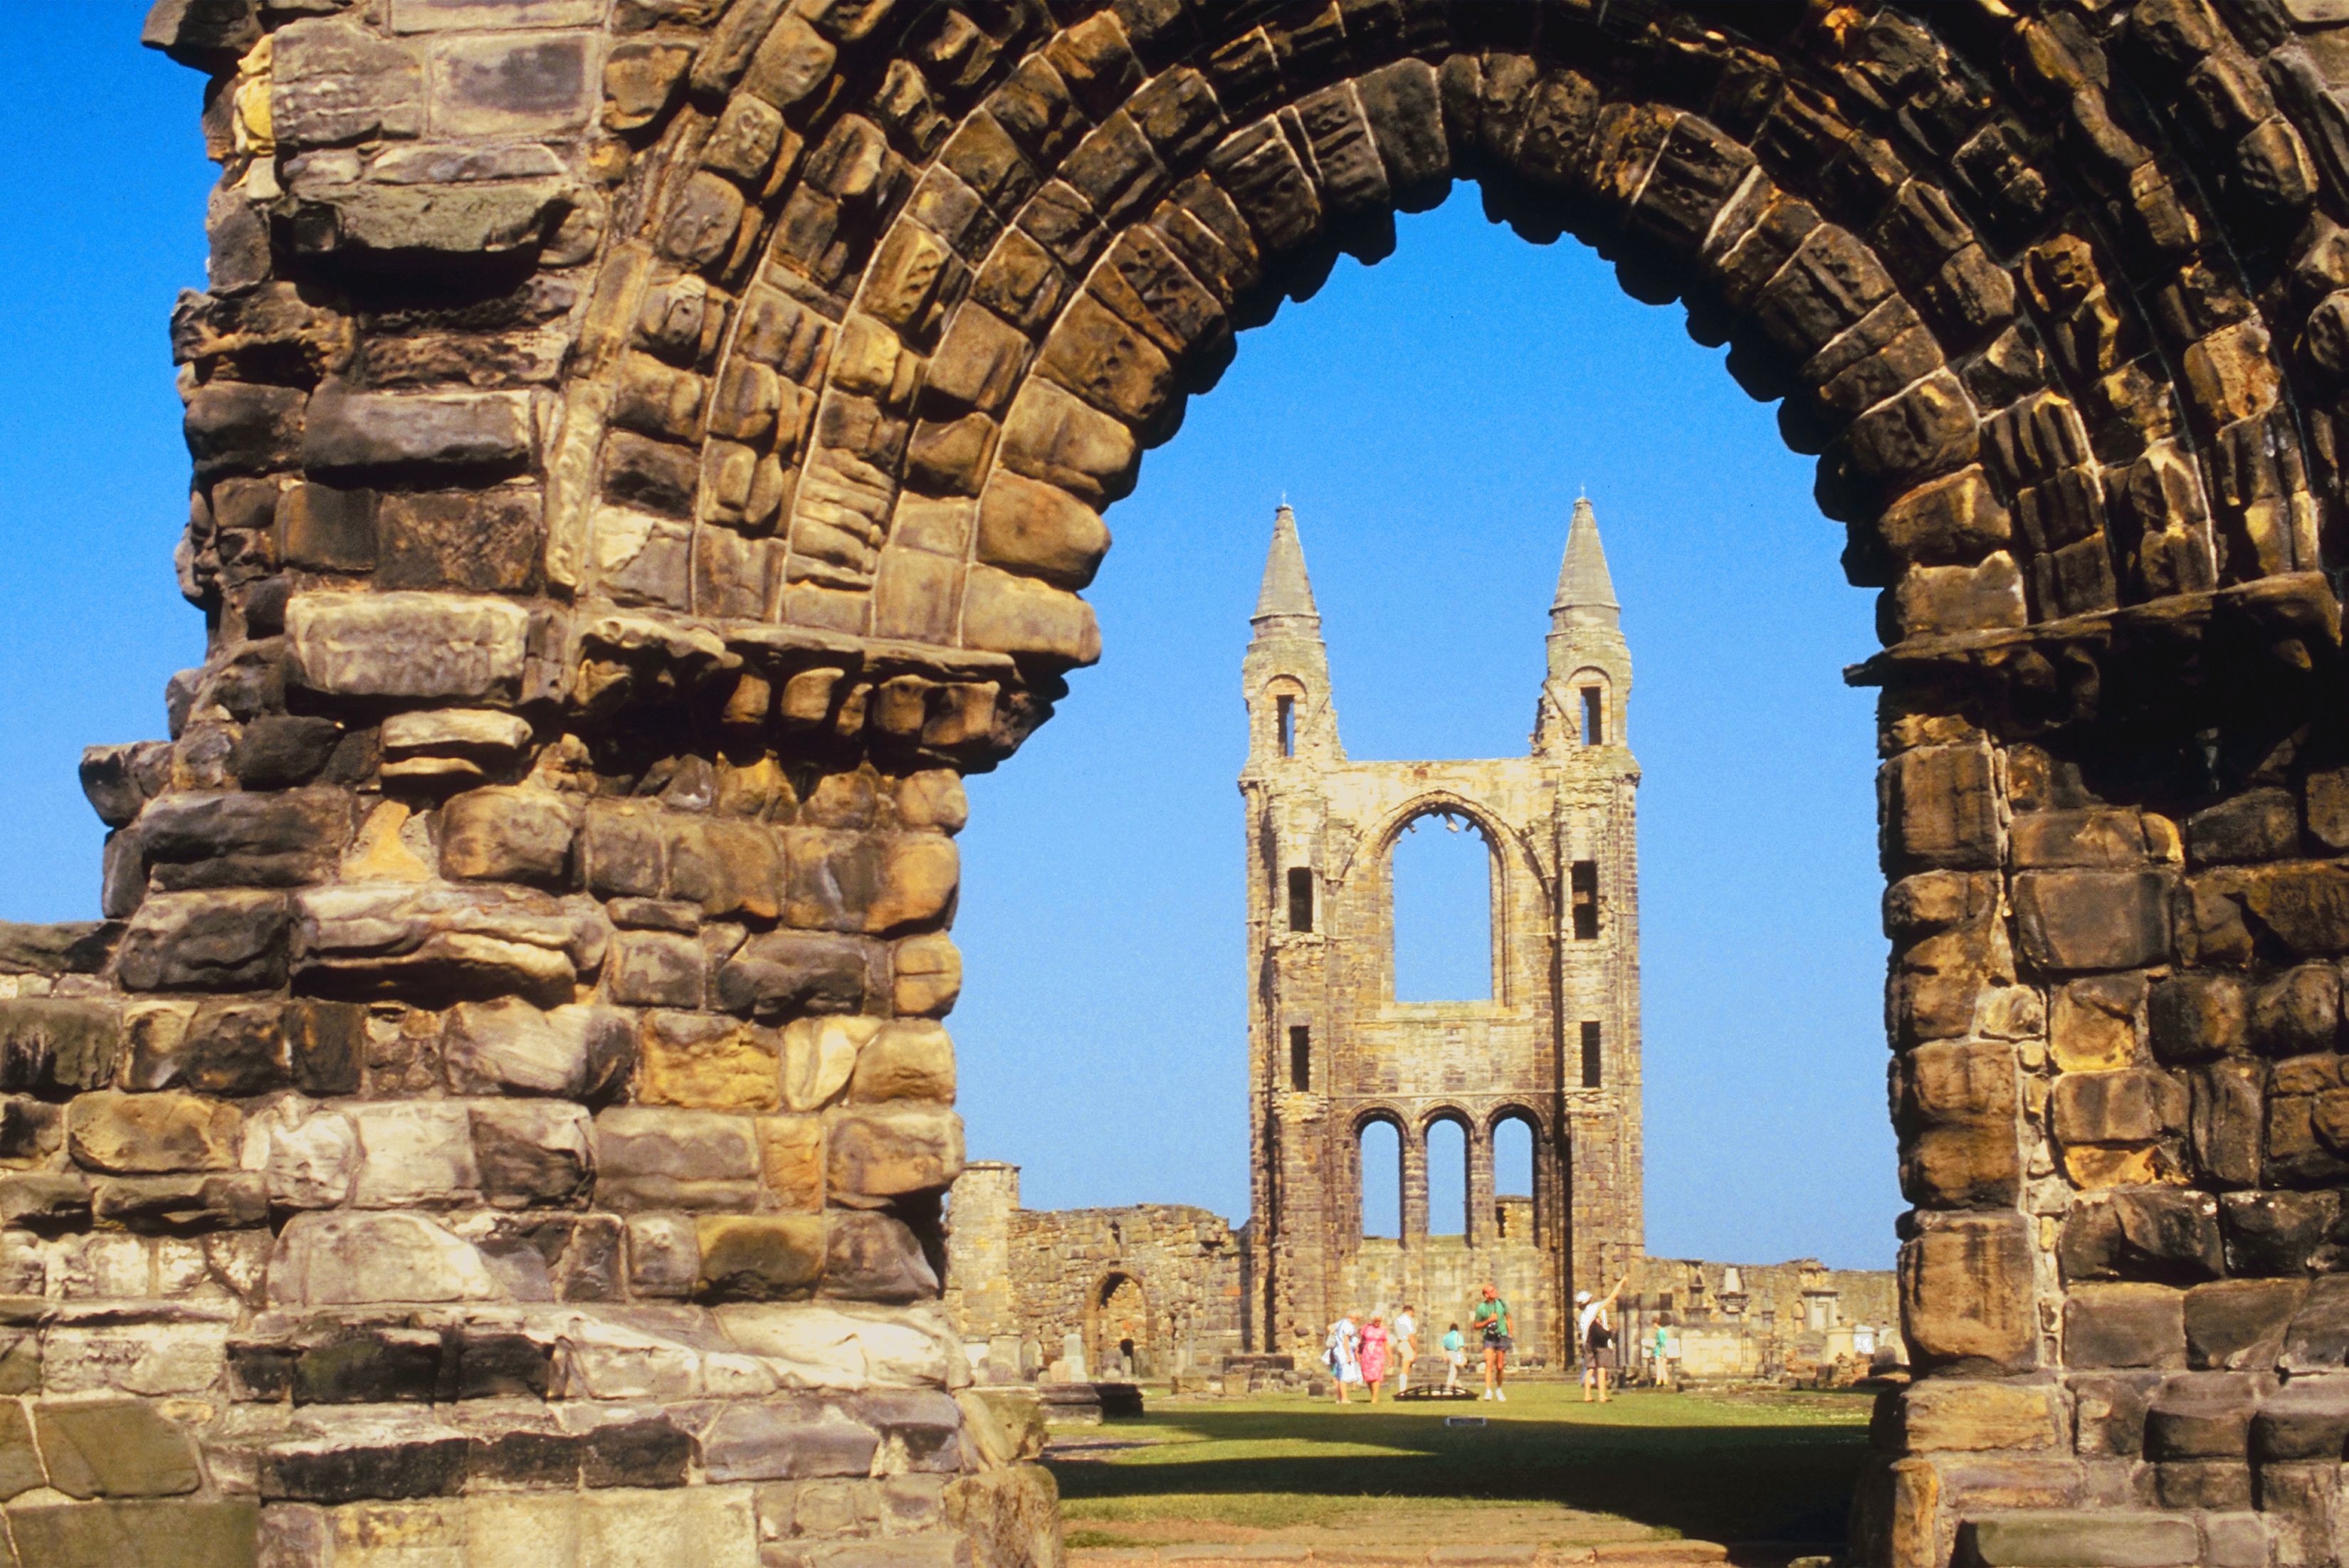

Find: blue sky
[2,7,1899,1269]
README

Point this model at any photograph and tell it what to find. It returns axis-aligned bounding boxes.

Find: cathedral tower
[1239,500,1644,1366]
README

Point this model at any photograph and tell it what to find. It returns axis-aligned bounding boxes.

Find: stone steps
[1955,1508,2268,1567]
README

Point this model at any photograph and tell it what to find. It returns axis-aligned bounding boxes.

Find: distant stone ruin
[1239,498,1641,1371]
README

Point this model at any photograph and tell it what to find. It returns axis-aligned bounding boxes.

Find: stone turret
[1538,497,1634,756]
[1243,504,1343,768]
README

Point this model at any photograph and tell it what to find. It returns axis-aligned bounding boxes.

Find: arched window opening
[1493,1114,1536,1239]
[1392,812,1493,1002]
[1288,1024,1311,1092]
[1287,866,1315,933]
[1581,1021,1602,1088]
[1580,686,1605,746]
[1277,694,1294,757]
[1359,1119,1402,1241]
[1426,1117,1468,1239]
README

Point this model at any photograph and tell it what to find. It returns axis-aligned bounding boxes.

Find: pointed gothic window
[1580,686,1605,746]
[1287,867,1314,932]
[1277,695,1294,757]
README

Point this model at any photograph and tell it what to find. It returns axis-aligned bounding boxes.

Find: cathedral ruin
[943,500,1895,1390]
[1236,498,1643,1368]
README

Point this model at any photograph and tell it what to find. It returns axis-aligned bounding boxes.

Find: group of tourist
[1323,1277,1632,1404]
[1322,1285,1518,1403]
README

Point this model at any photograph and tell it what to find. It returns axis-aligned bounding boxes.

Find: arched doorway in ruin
[1086,1269,1153,1379]
[89,4,2349,1566]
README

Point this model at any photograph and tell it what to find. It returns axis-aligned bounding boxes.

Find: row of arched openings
[1360,1112,1537,1241]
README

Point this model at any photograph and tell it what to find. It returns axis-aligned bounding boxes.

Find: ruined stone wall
[942,1162,1241,1384]
[1619,1256,1902,1384]
[61,0,2349,1563]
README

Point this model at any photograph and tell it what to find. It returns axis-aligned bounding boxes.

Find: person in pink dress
[1358,1315,1391,1404]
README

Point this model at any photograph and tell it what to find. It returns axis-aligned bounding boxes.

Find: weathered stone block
[1900,1215,2036,1373]
[34,1398,202,1498]
[304,384,535,476]
[69,1090,239,1174]
[471,1098,594,1209]
[824,1209,938,1303]
[696,1214,826,1300]
[640,1012,781,1112]
[428,32,594,136]
[0,998,122,1092]
[2067,1282,2189,1368]
[184,380,306,478]
[286,591,532,703]
[2253,963,2340,1056]
[1881,744,1999,870]
[700,1399,879,1483]
[594,1106,761,1211]
[893,934,961,1017]
[440,787,581,888]
[850,1021,955,1104]
[2150,972,2249,1063]
[826,1105,962,1205]
[268,1211,505,1305]
[351,1101,480,1208]
[2187,1278,2305,1370]
[2222,1189,2338,1276]
[715,932,871,1019]
[240,1095,357,1209]
[2014,870,2175,971]
[441,999,634,1098]
[117,890,289,991]
[5,1497,258,1568]
[2190,787,2300,865]
[609,930,706,1008]
[2052,1068,2187,1147]
[293,882,606,1006]
[93,1171,268,1233]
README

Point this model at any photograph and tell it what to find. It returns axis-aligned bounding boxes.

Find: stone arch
[1350,1101,1411,1246]
[1086,1267,1152,1377]
[547,0,2341,722]
[98,1,2349,1564]
[1375,796,1508,1004]
[1420,1104,1475,1238]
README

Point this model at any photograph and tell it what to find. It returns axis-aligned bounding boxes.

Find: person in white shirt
[1577,1275,1629,1404]
[1325,1314,1362,1404]
[1393,1306,1417,1396]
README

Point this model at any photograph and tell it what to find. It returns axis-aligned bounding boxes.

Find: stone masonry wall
[944,1163,1241,1385]
[51,0,2349,1563]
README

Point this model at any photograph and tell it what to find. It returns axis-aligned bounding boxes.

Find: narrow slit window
[1277,695,1295,757]
[1580,687,1605,746]
[1289,1025,1311,1091]
[1581,1021,1602,1088]
[1570,860,1599,941]
[1288,867,1315,932]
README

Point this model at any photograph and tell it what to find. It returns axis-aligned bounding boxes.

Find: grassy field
[1046,1384,1874,1553]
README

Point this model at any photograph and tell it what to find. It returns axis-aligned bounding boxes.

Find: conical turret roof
[1552,495,1620,631]
[1252,503,1321,624]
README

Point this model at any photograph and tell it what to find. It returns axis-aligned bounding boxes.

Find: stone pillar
[1400,1124,1429,1248]
[1466,1126,1496,1252]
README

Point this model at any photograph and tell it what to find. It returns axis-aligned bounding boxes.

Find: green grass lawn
[1046,1384,1874,1552]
